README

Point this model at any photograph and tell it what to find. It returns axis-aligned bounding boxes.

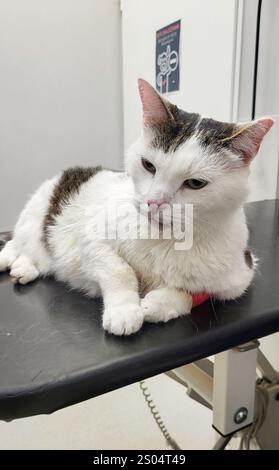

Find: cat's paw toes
[141,290,188,323]
[10,264,39,285]
[103,304,144,335]
[142,299,179,323]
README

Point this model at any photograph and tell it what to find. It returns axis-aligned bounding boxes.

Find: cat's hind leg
[0,240,18,272]
[9,255,39,285]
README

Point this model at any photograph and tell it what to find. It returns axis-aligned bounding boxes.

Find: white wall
[0,0,123,231]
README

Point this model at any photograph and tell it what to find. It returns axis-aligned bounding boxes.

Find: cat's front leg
[141,287,192,323]
[89,246,144,335]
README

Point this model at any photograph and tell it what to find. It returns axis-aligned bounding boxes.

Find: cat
[0,79,273,335]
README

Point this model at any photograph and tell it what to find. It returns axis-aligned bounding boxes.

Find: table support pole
[212,340,259,436]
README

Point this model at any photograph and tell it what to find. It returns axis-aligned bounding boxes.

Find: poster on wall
[155,20,181,94]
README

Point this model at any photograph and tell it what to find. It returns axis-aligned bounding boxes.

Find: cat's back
[43,166,134,283]
[46,167,134,253]
[44,167,129,228]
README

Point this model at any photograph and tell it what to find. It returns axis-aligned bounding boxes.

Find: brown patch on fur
[197,118,239,152]
[244,249,253,269]
[149,94,255,158]
[149,96,244,155]
[42,166,102,247]
[151,101,200,153]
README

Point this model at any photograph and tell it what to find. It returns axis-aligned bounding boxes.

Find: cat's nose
[147,199,167,209]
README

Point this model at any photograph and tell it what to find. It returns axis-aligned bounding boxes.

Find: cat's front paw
[141,289,191,323]
[103,304,144,336]
[142,295,180,323]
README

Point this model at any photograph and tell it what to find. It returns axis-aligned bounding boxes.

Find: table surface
[1,200,279,421]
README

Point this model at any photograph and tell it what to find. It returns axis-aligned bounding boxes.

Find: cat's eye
[141,158,156,175]
[183,179,208,190]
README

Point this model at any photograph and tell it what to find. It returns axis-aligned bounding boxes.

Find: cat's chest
[116,238,216,292]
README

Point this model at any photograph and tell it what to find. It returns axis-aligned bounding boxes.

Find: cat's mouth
[135,199,184,228]
[149,210,170,224]
[144,208,173,230]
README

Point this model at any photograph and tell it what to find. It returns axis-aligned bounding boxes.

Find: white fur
[0,130,256,336]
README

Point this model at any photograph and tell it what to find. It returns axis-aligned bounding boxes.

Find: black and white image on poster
[156,20,180,94]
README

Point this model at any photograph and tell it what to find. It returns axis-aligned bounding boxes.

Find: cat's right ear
[223,118,274,164]
[138,78,172,127]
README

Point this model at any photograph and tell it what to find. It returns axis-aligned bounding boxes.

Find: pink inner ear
[138,78,169,126]
[234,117,274,163]
[252,118,274,154]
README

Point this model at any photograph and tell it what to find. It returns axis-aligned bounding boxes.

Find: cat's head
[125,79,273,217]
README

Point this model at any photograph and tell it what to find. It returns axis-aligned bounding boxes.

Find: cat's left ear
[138,78,173,127]
[225,118,274,164]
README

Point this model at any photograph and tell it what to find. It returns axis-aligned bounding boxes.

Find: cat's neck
[192,205,244,245]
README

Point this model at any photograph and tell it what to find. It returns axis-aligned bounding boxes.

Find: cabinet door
[238,0,279,202]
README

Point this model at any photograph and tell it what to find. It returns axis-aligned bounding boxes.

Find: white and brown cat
[0,79,273,335]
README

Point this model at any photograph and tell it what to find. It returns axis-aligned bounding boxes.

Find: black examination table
[0,199,279,441]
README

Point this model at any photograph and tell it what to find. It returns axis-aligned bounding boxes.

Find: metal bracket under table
[168,340,279,449]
